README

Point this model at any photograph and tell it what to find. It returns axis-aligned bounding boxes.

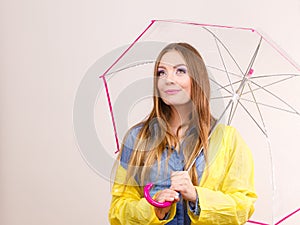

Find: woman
[109,43,257,224]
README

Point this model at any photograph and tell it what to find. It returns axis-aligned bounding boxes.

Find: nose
[165,69,177,84]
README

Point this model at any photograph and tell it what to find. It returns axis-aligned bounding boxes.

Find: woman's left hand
[170,171,197,203]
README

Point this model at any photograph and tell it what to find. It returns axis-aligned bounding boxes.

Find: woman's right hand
[154,189,180,219]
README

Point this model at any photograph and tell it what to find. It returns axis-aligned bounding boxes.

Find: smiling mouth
[165,89,181,95]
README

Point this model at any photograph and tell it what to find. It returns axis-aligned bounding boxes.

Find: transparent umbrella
[93,20,300,224]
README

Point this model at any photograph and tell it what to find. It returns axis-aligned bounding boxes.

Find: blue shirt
[120,125,205,225]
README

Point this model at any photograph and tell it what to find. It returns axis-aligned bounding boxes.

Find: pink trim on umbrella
[100,20,155,153]
[248,220,269,225]
[275,208,300,224]
[247,207,300,224]
[254,29,300,72]
[102,76,120,154]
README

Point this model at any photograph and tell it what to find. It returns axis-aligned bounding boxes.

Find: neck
[169,102,192,136]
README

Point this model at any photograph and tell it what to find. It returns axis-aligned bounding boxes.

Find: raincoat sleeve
[109,165,177,225]
[188,126,257,225]
[109,126,177,225]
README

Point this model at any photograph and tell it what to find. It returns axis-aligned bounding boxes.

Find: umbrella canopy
[95,20,300,224]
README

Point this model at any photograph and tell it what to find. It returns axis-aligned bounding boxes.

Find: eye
[176,67,187,75]
[157,69,167,77]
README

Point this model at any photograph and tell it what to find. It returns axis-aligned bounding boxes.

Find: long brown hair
[119,43,213,186]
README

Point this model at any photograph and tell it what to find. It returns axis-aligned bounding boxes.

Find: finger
[160,189,179,196]
[156,189,180,202]
[166,192,180,202]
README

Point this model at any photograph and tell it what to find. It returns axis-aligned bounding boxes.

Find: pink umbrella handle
[144,183,172,208]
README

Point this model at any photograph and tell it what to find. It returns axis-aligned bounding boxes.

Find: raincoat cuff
[161,211,171,220]
[152,192,177,222]
[188,192,200,216]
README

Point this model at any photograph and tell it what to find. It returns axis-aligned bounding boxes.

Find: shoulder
[211,124,243,144]
[119,123,144,169]
[221,125,249,151]
[123,123,144,146]
[210,124,252,158]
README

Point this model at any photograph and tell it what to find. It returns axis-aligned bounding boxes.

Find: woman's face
[157,50,192,107]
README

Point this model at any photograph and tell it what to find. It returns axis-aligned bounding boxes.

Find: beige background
[1,0,300,224]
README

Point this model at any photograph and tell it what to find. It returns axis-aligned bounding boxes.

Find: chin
[162,98,192,107]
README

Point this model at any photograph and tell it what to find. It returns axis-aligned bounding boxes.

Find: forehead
[158,50,186,67]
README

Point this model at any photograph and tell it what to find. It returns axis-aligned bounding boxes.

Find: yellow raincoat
[109,125,257,224]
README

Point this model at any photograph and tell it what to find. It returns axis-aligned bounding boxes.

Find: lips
[164,89,181,95]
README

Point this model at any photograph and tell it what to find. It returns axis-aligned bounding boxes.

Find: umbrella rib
[203,27,245,76]
[209,78,233,96]
[250,73,300,79]
[224,38,262,125]
[211,95,233,100]
[247,78,300,115]
[247,82,268,134]
[245,36,262,75]
[213,36,235,93]
[228,83,247,124]
[207,65,242,78]
[242,75,299,114]
[227,37,263,125]
[238,100,268,137]
[228,99,236,125]
[248,75,294,92]
[239,98,299,114]
[187,98,235,171]
[236,37,262,95]
[218,79,245,93]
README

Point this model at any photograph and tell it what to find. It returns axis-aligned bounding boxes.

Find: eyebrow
[157,64,187,69]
